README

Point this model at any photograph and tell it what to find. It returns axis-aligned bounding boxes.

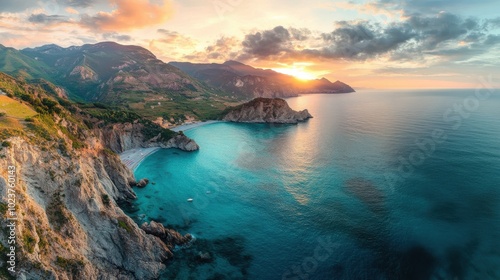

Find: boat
[187,198,193,202]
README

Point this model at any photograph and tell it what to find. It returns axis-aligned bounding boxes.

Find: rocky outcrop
[96,122,199,153]
[141,221,193,248]
[160,133,199,151]
[223,98,313,124]
[0,137,172,279]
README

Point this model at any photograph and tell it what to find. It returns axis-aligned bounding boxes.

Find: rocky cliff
[0,73,194,279]
[222,98,312,124]
[0,136,195,279]
[96,122,199,153]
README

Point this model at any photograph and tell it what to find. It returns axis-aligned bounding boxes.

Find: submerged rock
[223,97,312,124]
[196,251,212,263]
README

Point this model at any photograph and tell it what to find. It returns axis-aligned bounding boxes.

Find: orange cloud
[81,0,173,31]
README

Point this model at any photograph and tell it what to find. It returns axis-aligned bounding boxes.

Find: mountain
[14,42,230,121]
[1,42,354,124]
[21,42,209,101]
[0,44,53,80]
[169,60,355,98]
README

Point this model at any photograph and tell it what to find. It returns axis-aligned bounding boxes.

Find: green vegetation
[101,194,110,207]
[55,256,84,274]
[0,242,16,280]
[1,141,10,147]
[0,45,52,80]
[22,232,36,254]
[117,218,131,233]
[47,192,71,231]
[82,104,176,142]
[0,202,7,215]
[0,94,37,129]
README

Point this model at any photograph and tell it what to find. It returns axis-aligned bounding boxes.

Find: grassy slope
[0,95,37,129]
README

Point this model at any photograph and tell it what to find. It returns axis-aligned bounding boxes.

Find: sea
[128,89,500,280]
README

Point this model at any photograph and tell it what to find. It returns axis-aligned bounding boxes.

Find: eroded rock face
[0,137,172,280]
[223,98,313,124]
[141,221,193,248]
[161,134,200,151]
[96,122,199,153]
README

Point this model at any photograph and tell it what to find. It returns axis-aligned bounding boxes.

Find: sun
[272,66,317,81]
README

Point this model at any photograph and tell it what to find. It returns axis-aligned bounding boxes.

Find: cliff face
[222,98,312,124]
[96,122,199,153]
[0,137,180,279]
[0,72,196,279]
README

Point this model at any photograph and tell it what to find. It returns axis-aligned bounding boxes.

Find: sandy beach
[119,121,220,171]
[170,120,221,132]
[119,147,161,171]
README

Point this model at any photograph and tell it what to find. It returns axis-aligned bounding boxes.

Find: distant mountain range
[0,42,354,121]
[170,61,355,98]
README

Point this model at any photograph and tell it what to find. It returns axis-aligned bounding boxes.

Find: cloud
[318,20,415,60]
[156,29,195,45]
[234,12,496,62]
[102,32,131,41]
[242,26,293,57]
[80,0,173,31]
[0,0,38,12]
[65,7,80,14]
[28,13,69,25]
[57,0,95,7]
[374,0,500,15]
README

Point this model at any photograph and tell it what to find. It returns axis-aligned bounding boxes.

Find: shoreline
[170,120,221,132]
[119,147,161,172]
[119,121,221,172]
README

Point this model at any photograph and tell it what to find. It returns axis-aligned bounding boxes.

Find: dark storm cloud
[28,14,69,24]
[237,12,496,62]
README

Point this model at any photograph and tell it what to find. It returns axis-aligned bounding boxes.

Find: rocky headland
[222,97,313,124]
[0,72,197,279]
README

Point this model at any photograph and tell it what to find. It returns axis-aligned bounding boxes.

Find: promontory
[222,98,312,124]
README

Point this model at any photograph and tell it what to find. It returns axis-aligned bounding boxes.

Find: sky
[0,0,499,89]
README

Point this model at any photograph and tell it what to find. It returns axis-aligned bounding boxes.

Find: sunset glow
[272,67,317,81]
[0,0,499,88]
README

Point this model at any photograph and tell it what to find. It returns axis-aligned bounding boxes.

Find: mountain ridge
[169,60,355,98]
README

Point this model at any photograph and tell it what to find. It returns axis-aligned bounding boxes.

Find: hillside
[170,60,355,98]
[0,44,53,81]
[19,42,231,121]
[0,72,195,279]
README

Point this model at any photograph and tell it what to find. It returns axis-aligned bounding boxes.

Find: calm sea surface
[130,89,500,279]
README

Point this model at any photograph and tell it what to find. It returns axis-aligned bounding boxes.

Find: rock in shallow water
[136,178,149,188]
[141,221,193,248]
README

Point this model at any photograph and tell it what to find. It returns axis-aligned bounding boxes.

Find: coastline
[119,121,220,172]
[119,147,161,172]
[170,120,221,132]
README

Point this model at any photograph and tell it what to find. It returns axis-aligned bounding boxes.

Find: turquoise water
[131,89,500,279]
